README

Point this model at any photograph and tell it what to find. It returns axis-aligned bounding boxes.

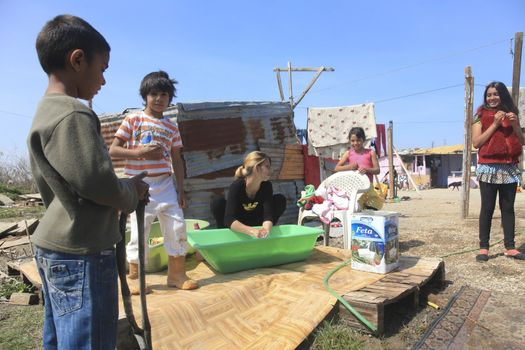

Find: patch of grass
[0,184,25,200]
[0,206,45,220]
[0,278,35,299]
[309,320,366,350]
[0,304,43,349]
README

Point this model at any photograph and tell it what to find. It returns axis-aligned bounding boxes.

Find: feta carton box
[350,210,399,274]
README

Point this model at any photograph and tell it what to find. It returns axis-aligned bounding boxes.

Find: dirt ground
[311,187,525,349]
[380,187,525,349]
[1,187,525,349]
[388,187,525,296]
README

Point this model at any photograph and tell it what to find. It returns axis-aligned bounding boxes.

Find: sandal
[475,249,489,262]
[504,249,525,260]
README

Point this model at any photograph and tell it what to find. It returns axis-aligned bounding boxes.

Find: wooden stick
[387,121,395,199]
[461,66,474,219]
[293,67,325,109]
[393,148,422,197]
[288,61,294,107]
[275,71,285,102]
[24,220,34,256]
[273,67,335,72]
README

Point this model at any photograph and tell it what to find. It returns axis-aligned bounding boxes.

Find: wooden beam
[273,64,334,109]
[293,67,325,109]
[288,62,294,107]
[273,67,335,72]
[461,66,474,219]
[275,71,285,102]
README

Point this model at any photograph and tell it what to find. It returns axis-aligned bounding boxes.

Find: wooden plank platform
[11,250,444,346]
[340,256,445,335]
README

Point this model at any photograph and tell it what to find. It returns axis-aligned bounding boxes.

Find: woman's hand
[358,167,368,175]
[248,227,269,238]
[348,162,358,170]
[506,112,519,126]
[493,111,506,127]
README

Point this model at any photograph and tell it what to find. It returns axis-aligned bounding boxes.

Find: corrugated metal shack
[99,101,304,227]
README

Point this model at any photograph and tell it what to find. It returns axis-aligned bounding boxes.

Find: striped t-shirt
[115,112,183,176]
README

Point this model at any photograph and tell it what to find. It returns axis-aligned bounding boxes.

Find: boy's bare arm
[109,137,163,160]
[171,148,186,208]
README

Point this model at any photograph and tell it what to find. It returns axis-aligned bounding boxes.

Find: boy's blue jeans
[35,246,118,350]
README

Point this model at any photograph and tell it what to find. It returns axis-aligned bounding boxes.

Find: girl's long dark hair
[483,81,519,115]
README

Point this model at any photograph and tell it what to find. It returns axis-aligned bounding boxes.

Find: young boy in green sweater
[27,15,148,349]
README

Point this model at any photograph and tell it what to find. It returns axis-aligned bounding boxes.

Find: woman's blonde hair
[234,151,271,179]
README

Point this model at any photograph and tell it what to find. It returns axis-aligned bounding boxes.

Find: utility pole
[461,66,474,219]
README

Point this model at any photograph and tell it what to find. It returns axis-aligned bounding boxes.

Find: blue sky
[1,0,524,155]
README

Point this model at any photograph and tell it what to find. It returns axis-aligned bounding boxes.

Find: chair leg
[322,222,330,246]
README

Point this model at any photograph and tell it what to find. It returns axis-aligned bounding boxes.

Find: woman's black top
[224,179,274,227]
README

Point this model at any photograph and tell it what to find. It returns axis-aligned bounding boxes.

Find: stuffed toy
[297,184,324,209]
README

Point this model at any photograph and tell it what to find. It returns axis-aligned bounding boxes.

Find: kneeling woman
[211,151,286,238]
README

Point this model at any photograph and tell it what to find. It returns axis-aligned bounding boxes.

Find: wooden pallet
[339,256,445,335]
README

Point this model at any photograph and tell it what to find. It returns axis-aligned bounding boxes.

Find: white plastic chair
[298,171,371,248]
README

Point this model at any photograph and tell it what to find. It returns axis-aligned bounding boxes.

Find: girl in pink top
[335,127,380,181]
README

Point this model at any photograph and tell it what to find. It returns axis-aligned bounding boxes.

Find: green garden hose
[323,231,524,334]
[323,259,378,333]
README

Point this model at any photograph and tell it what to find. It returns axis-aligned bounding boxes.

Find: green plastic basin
[187,224,323,273]
[125,219,210,273]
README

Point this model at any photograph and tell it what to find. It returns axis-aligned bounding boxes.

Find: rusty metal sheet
[98,101,302,225]
[177,102,295,178]
[259,141,304,180]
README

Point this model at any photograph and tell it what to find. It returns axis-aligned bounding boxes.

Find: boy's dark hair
[483,81,519,115]
[348,127,366,140]
[139,71,178,104]
[36,15,110,74]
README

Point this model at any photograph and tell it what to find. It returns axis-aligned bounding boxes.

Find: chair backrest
[320,171,370,195]
[320,171,370,213]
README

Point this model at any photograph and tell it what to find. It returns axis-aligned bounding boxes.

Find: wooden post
[387,121,395,199]
[511,32,524,176]
[288,61,294,107]
[461,66,474,219]
[276,71,285,102]
[511,32,523,106]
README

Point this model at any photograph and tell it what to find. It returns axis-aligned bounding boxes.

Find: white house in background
[386,145,478,189]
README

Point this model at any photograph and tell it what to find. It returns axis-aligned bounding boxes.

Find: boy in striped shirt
[110,71,198,291]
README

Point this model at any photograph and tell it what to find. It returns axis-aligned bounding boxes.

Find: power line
[394,120,463,124]
[296,82,465,109]
[91,101,106,114]
[375,83,464,104]
[0,109,33,119]
[309,38,509,94]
